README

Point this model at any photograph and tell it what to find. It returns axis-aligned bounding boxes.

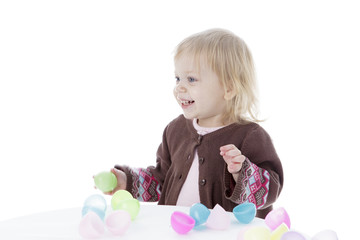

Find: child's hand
[94,168,127,195]
[220,144,246,180]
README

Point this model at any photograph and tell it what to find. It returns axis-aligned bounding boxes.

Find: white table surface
[0,204,266,239]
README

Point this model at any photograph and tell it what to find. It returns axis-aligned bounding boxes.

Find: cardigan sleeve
[225,125,283,209]
[113,165,161,202]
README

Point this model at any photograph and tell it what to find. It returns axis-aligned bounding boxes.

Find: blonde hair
[174,28,261,124]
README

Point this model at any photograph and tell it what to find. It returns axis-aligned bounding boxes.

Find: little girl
[105,28,283,218]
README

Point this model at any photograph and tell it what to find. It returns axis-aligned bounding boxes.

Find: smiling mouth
[180,100,195,106]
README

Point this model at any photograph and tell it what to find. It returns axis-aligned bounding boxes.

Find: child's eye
[175,76,180,82]
[188,77,196,83]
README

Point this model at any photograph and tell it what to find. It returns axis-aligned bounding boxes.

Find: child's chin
[182,113,195,120]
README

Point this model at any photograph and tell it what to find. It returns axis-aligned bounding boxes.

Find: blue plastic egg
[189,203,210,226]
[233,202,256,224]
[82,194,107,220]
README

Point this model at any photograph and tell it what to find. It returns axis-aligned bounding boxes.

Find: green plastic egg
[94,171,117,192]
[111,190,139,220]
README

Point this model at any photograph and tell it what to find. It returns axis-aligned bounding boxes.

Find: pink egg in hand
[78,211,105,239]
[206,204,231,230]
[171,211,195,234]
[105,210,131,235]
[265,207,291,230]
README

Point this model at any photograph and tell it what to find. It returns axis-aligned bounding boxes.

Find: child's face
[174,54,227,127]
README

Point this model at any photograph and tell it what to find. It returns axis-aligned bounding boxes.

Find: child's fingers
[224,148,242,157]
[232,154,246,164]
[103,186,119,196]
[220,144,236,152]
[221,148,243,164]
[227,162,243,173]
[220,144,247,174]
[220,144,242,156]
[223,154,246,174]
[103,190,115,196]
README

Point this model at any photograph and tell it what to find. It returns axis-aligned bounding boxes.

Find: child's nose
[174,82,186,93]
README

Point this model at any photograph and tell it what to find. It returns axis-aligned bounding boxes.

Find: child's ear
[224,88,236,100]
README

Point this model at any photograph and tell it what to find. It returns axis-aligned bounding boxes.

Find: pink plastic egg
[171,211,195,234]
[78,211,105,239]
[105,210,131,235]
[265,207,291,230]
[206,204,231,230]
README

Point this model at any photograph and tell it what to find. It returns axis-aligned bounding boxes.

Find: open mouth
[180,100,195,106]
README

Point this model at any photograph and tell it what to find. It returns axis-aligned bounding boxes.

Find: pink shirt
[176,119,224,206]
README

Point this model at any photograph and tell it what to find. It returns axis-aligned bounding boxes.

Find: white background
[1,0,359,239]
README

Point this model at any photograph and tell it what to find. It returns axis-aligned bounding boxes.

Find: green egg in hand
[94,171,117,192]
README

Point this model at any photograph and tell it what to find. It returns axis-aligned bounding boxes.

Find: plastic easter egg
[82,194,107,220]
[265,207,291,230]
[105,210,131,235]
[94,171,117,192]
[111,190,133,209]
[271,223,289,240]
[243,226,271,240]
[171,211,195,234]
[233,202,256,224]
[281,231,307,240]
[83,194,107,212]
[78,211,105,239]
[112,198,140,220]
[206,204,231,230]
[312,229,338,240]
[82,206,106,221]
[189,203,210,226]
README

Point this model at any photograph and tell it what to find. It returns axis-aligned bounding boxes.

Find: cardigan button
[199,157,205,164]
[187,154,191,160]
[200,179,206,186]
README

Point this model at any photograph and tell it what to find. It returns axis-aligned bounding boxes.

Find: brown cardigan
[119,115,283,218]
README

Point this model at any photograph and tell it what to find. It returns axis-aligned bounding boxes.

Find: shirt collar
[192,119,225,135]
